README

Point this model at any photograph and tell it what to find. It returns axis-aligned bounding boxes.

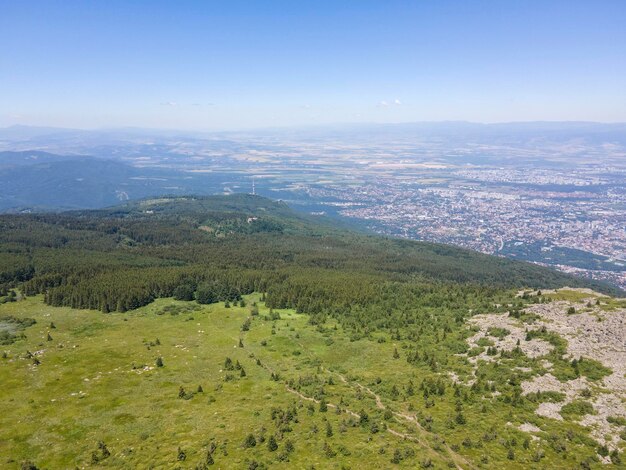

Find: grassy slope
[0,296,447,469]
[0,295,609,469]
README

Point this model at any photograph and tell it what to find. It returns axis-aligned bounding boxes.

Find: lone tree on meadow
[243,434,257,448]
[156,357,164,367]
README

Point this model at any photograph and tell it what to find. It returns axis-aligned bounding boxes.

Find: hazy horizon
[3,119,626,135]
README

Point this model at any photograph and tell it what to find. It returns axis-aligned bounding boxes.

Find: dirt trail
[325,368,473,470]
[247,333,473,468]
[387,428,420,442]
[355,381,385,409]
[284,386,360,418]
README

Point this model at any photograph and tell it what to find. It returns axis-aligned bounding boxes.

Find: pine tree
[243,434,256,448]
[391,448,403,464]
[393,347,400,359]
[326,421,333,437]
[46,333,53,341]
[20,461,39,470]
[98,441,110,459]
[156,356,164,367]
[284,439,294,453]
[323,442,336,458]
[267,435,278,451]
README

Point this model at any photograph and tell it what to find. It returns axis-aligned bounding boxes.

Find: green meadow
[1,293,615,469]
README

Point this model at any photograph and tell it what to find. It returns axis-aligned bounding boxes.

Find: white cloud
[160,101,178,107]
[378,99,402,108]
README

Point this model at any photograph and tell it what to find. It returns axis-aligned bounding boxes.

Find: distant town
[314,167,625,290]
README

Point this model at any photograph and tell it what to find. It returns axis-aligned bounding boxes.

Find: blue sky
[1,0,625,129]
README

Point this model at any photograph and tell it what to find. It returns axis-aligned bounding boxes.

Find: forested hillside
[0,194,618,317]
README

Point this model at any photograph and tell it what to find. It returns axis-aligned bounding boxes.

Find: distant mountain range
[2,121,626,143]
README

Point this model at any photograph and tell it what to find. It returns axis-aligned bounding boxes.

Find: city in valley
[1,122,625,290]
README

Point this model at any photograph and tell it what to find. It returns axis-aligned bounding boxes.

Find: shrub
[560,400,595,419]
[607,416,626,426]
[487,327,510,339]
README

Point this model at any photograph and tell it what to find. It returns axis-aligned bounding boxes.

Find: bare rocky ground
[464,288,626,453]
[466,313,553,361]
[520,374,590,420]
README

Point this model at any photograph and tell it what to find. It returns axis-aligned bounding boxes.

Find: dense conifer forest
[1,194,617,319]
